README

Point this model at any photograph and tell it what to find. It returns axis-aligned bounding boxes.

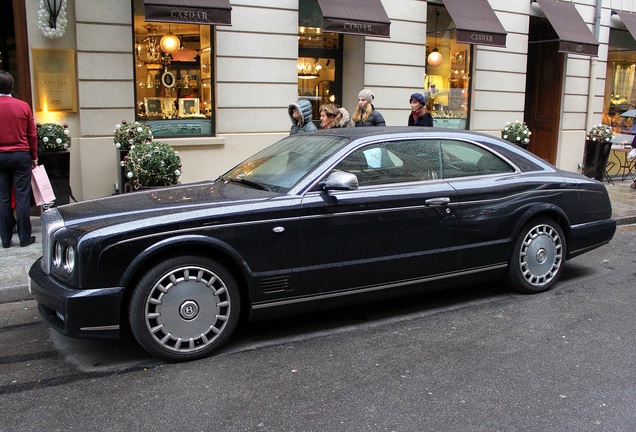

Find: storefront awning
[143,0,232,26]
[535,0,598,56]
[442,0,507,47]
[299,0,391,38]
[616,11,636,41]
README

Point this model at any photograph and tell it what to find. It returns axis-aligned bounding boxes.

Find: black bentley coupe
[29,127,616,361]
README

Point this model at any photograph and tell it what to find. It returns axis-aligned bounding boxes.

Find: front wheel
[505,218,566,294]
[129,256,240,361]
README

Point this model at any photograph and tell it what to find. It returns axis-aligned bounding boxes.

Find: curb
[615,216,636,226]
[0,285,32,304]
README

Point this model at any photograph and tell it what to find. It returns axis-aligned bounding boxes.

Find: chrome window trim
[302,135,522,195]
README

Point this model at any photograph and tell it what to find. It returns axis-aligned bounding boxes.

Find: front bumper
[28,258,126,339]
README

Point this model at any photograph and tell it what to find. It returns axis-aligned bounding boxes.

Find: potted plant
[501,120,531,148]
[113,120,154,193]
[582,124,614,181]
[113,120,153,151]
[123,141,182,190]
[37,122,71,152]
[36,122,72,205]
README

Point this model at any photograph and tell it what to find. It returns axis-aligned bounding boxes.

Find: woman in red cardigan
[0,71,38,248]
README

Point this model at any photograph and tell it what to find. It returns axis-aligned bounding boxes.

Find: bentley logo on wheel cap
[179,300,199,320]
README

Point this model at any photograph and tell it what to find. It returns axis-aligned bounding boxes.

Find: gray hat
[358,89,375,103]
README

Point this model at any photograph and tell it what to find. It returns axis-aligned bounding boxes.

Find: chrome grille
[40,209,65,275]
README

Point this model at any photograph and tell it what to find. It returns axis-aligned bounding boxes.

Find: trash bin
[582,140,611,182]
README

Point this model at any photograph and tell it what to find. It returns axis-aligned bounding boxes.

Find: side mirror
[320,171,359,191]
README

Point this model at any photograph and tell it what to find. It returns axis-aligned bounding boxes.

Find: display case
[137,61,203,117]
[134,26,213,136]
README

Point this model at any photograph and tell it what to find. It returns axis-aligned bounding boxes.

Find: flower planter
[582,140,611,182]
[117,149,128,194]
[38,151,71,206]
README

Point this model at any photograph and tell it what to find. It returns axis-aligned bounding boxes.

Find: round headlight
[64,246,76,273]
[53,241,63,268]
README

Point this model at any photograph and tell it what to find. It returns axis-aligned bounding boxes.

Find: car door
[298,139,461,295]
[438,138,535,267]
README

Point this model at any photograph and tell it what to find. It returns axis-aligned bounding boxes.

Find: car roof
[310,126,501,143]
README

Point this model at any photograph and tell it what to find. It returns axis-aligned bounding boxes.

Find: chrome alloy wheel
[143,265,231,354]
[518,223,563,288]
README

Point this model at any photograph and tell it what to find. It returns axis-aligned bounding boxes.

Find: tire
[505,218,566,294]
[129,255,240,361]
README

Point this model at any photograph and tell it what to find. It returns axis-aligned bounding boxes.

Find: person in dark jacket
[288,99,317,134]
[408,92,433,127]
[0,71,37,248]
[353,89,386,127]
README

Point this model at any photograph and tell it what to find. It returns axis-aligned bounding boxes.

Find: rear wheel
[505,218,566,294]
[129,256,240,361]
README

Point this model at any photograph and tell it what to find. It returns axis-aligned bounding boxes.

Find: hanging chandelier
[141,26,162,62]
[160,25,181,55]
[297,58,322,80]
[427,10,443,67]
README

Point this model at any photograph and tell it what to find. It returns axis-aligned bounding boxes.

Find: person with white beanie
[352,89,386,127]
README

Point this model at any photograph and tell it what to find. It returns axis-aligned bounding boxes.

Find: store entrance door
[1,0,32,104]
[525,17,563,164]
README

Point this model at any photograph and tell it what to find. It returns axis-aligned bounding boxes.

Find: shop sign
[32,48,77,112]
[456,30,506,47]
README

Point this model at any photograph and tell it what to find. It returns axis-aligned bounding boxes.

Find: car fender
[509,202,571,241]
[117,234,254,291]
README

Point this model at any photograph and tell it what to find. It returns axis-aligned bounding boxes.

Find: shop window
[426,4,472,130]
[133,5,214,137]
[298,27,343,126]
[604,28,636,134]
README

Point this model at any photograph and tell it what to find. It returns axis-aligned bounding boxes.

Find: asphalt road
[1,224,635,432]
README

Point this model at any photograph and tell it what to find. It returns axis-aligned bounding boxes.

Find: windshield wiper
[225,176,271,191]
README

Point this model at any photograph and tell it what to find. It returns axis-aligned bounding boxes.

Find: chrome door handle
[425,197,451,207]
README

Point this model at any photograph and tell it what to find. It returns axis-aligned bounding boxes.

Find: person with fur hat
[288,99,317,134]
[319,104,354,129]
[353,89,386,127]
[408,92,433,127]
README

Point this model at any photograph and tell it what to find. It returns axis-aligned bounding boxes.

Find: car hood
[55,180,282,232]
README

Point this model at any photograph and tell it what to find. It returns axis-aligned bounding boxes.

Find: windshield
[222,134,350,193]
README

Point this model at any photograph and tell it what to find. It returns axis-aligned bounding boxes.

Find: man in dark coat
[0,71,38,248]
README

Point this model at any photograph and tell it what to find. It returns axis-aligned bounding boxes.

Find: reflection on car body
[29,127,616,361]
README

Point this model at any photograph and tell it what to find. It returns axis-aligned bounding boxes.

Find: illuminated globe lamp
[427,48,443,67]
[160,31,181,55]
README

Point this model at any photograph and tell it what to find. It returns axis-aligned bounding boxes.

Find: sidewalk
[1,179,635,305]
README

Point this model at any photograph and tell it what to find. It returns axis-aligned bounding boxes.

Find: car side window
[440,139,515,179]
[334,140,441,186]
[333,139,514,186]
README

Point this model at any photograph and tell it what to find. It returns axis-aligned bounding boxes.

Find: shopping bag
[31,165,56,206]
